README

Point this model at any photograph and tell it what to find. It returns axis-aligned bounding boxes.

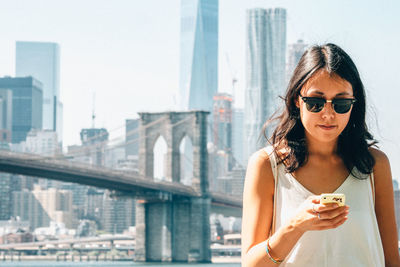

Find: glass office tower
[244,8,287,162]
[286,39,308,84]
[16,41,63,142]
[0,77,43,143]
[180,0,218,112]
[0,88,13,143]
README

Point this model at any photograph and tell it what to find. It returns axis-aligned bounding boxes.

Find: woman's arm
[370,148,400,266]
[241,149,348,267]
[241,149,301,266]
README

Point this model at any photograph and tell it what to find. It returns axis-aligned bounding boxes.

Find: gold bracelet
[265,238,283,264]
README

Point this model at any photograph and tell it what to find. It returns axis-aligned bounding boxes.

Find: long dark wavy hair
[262,43,377,179]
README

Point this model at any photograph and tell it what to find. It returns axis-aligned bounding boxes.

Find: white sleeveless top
[264,146,385,266]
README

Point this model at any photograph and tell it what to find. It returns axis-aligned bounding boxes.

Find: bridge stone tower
[135,111,211,262]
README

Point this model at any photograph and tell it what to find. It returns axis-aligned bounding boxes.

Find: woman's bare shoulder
[246,147,275,174]
[244,148,275,195]
[368,147,392,192]
[368,147,390,169]
[248,147,271,163]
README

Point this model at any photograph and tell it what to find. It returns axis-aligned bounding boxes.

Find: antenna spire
[91,91,96,128]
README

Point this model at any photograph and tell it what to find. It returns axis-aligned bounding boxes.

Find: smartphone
[320,193,346,206]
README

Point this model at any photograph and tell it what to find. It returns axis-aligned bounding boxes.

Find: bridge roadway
[0,150,242,212]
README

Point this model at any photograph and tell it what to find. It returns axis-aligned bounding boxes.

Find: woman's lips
[318,125,337,130]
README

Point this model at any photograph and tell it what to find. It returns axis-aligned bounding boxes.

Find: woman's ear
[295,96,300,108]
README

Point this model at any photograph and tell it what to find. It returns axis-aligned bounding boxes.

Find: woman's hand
[290,195,349,233]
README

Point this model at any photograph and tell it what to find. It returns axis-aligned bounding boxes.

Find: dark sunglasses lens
[333,99,353,114]
[305,98,324,112]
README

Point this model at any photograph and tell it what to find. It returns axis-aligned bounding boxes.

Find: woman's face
[296,70,354,144]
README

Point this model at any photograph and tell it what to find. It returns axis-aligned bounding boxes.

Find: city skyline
[0,0,400,179]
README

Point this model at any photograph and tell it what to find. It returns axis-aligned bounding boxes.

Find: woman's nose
[321,102,335,118]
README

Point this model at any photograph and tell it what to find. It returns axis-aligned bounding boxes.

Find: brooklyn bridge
[0,110,243,263]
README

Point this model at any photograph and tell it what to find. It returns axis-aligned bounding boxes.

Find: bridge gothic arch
[138,111,209,194]
[178,134,193,186]
[153,134,168,181]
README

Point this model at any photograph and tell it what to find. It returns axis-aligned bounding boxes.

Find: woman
[241,43,400,266]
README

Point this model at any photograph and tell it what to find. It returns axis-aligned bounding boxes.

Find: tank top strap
[264,146,278,181]
[370,172,375,206]
[264,145,278,234]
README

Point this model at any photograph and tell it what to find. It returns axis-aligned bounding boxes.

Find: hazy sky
[1,0,400,178]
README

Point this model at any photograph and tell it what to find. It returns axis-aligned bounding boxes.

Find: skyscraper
[212,93,232,152]
[0,173,12,220]
[15,41,63,143]
[84,188,104,227]
[209,93,233,183]
[244,8,287,162]
[0,77,43,143]
[125,119,139,158]
[102,190,135,234]
[0,88,12,143]
[232,108,244,167]
[393,189,400,239]
[180,0,218,112]
[286,39,308,84]
[80,128,109,166]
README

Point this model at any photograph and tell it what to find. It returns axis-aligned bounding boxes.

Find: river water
[0,261,240,267]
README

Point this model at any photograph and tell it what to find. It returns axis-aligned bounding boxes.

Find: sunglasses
[299,94,356,114]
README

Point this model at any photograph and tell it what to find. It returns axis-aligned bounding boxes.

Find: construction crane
[225,53,238,105]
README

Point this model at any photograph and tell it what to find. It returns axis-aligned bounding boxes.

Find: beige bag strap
[369,172,375,206]
[264,146,278,235]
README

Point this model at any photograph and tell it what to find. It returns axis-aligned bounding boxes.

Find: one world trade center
[180,0,218,112]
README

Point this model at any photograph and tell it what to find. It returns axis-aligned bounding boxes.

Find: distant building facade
[84,188,104,228]
[244,8,286,162]
[33,186,74,228]
[12,188,49,230]
[12,185,73,230]
[212,93,233,170]
[212,93,232,151]
[105,146,125,169]
[212,165,245,196]
[0,88,12,143]
[231,165,246,196]
[102,191,135,234]
[0,231,33,244]
[0,218,31,244]
[79,128,109,166]
[16,41,63,143]
[125,119,139,157]
[24,129,59,156]
[394,189,400,239]
[0,76,43,143]
[232,108,244,167]
[214,175,232,194]
[61,181,88,225]
[0,173,13,220]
